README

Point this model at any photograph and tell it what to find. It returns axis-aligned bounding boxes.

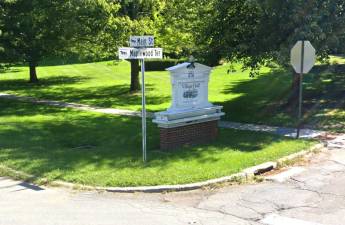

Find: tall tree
[155,0,213,58]
[204,0,345,103]
[117,0,161,92]
[0,0,110,82]
[205,0,345,67]
[93,0,207,92]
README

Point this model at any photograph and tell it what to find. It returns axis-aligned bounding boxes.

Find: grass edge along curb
[0,165,35,182]
[0,143,325,193]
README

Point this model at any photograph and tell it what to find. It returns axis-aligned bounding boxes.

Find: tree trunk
[29,62,39,83]
[130,59,140,92]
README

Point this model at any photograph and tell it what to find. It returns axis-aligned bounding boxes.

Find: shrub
[145,59,182,71]
[0,63,11,73]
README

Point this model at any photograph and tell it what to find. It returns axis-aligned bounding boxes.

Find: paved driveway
[1,136,344,225]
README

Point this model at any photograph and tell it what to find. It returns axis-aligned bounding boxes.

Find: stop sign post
[290,40,316,138]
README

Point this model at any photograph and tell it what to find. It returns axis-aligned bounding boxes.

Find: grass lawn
[0,57,345,132]
[0,99,315,187]
[0,57,344,132]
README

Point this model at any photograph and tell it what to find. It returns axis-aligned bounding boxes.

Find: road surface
[1,135,344,225]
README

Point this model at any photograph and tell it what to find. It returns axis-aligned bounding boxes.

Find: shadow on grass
[52,84,170,109]
[0,75,169,109]
[0,64,20,74]
[0,68,22,74]
[0,99,287,181]
[217,64,345,132]
[38,56,113,67]
[0,98,67,117]
[0,76,90,91]
[216,68,294,125]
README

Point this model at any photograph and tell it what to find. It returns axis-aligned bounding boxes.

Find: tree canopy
[204,0,345,72]
[1,0,345,83]
[0,0,111,82]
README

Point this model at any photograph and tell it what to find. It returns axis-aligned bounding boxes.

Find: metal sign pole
[119,36,162,162]
[297,40,305,139]
[141,58,147,162]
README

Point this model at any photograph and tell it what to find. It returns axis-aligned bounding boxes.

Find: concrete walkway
[0,93,328,139]
[219,121,327,139]
[1,135,345,225]
[0,93,154,118]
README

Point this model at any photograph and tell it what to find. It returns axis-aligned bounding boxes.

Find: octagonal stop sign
[291,41,316,74]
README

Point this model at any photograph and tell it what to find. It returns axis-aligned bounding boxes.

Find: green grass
[0,99,315,187]
[0,58,344,132]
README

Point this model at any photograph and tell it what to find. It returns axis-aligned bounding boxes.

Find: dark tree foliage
[205,0,345,71]
[0,0,110,82]
[199,0,345,106]
[111,0,211,91]
[203,0,345,107]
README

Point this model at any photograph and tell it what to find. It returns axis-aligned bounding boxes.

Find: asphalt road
[1,135,344,225]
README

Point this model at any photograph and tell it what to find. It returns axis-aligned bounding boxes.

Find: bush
[0,63,11,73]
[40,51,113,66]
[145,59,182,71]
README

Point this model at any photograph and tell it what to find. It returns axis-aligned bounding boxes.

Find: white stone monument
[153,59,224,149]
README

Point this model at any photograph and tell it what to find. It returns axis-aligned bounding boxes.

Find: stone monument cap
[166,62,212,74]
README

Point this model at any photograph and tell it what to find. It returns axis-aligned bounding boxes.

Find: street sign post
[119,36,163,162]
[290,40,316,138]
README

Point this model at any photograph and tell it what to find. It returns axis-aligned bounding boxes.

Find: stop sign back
[291,41,316,74]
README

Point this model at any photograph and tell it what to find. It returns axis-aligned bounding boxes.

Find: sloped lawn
[0,99,315,187]
[0,57,344,132]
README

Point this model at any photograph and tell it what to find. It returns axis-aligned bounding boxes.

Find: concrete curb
[51,173,247,193]
[265,167,306,183]
[276,143,326,165]
[49,143,326,193]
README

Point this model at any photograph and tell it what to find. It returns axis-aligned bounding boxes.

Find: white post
[141,58,147,162]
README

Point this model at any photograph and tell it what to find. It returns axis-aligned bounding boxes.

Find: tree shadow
[0,68,22,74]
[0,99,292,184]
[0,74,170,110]
[216,68,294,125]
[51,84,170,109]
[0,98,68,117]
[150,129,284,166]
[38,56,113,67]
[218,64,345,131]
[0,76,91,92]
[0,119,287,172]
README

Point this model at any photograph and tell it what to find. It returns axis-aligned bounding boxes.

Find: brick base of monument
[159,120,219,150]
